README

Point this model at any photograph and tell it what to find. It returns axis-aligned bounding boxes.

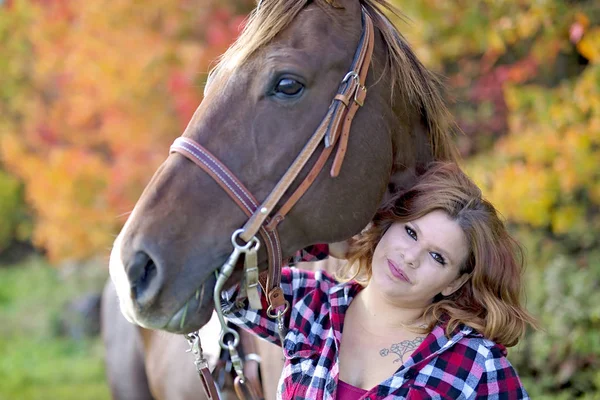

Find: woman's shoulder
[421,324,522,382]
[451,325,511,365]
[427,322,509,363]
[406,324,527,398]
[456,328,527,396]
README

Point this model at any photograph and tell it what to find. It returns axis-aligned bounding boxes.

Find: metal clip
[214,229,260,350]
[227,341,245,381]
[185,331,209,372]
[276,309,288,360]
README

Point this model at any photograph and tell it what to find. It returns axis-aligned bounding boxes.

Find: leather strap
[241,9,374,235]
[170,138,259,216]
[331,11,374,177]
[267,141,334,230]
[238,105,335,242]
[199,364,221,399]
[234,376,262,400]
[266,11,375,226]
[170,8,374,312]
[170,138,284,307]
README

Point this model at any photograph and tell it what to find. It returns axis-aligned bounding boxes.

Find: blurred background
[0,0,599,399]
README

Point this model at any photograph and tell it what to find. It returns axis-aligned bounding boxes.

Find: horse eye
[275,78,304,97]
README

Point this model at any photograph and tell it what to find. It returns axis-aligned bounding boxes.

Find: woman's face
[370,210,470,307]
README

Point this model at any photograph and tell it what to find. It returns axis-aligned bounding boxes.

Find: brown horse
[108,0,456,337]
[102,261,341,400]
[102,279,250,400]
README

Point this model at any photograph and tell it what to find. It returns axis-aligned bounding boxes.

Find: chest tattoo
[379,337,425,364]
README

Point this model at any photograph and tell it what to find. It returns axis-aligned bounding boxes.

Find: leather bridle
[176,7,374,400]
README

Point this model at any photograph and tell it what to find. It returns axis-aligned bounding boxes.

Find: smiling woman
[343,162,538,346]
[223,162,538,399]
[368,210,471,309]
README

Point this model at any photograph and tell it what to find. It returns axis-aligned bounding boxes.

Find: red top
[337,380,368,400]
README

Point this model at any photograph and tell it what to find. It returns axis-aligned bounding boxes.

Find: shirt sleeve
[476,346,529,399]
[288,243,329,265]
[222,266,336,346]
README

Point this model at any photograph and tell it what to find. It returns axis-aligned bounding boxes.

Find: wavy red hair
[339,162,537,347]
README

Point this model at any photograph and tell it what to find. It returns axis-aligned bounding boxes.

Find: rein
[174,8,374,400]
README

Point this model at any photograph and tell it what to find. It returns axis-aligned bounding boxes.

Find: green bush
[508,229,600,398]
[0,337,109,400]
[391,0,600,396]
[0,257,109,399]
[0,170,29,252]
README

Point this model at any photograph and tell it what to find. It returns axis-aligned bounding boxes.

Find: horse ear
[383,112,436,206]
[382,167,418,206]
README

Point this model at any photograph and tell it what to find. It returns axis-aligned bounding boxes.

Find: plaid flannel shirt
[223,245,528,400]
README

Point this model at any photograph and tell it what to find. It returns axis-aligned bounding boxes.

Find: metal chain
[184,229,288,399]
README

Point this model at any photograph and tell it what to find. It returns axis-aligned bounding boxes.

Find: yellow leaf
[488,30,506,53]
[577,28,600,63]
[551,206,584,235]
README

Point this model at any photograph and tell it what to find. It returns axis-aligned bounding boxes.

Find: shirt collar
[328,281,364,344]
[327,282,487,366]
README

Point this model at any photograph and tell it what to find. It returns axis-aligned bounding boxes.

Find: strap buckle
[341,71,367,106]
[342,71,359,83]
[354,84,367,107]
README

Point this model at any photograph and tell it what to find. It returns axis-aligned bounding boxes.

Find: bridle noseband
[176,7,374,400]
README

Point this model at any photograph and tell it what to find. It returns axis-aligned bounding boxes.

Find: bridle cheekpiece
[174,7,374,400]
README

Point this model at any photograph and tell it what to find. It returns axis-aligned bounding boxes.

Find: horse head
[109,0,457,333]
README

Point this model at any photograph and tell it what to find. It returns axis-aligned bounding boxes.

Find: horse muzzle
[109,233,217,333]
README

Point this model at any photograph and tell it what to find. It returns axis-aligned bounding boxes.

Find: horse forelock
[207,0,457,163]
[206,0,362,96]
[206,0,310,95]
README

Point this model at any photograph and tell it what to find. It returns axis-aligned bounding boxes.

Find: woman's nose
[403,247,421,268]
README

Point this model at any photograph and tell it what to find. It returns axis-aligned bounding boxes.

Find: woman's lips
[387,259,411,283]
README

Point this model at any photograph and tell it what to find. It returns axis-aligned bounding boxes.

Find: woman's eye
[430,252,446,266]
[274,78,304,97]
[405,226,417,240]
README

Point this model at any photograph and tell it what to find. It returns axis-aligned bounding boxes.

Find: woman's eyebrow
[411,221,456,265]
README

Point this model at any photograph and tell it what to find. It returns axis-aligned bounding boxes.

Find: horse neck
[364,10,457,190]
[385,92,443,193]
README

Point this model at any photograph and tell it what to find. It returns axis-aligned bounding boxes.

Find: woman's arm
[288,243,330,264]
[223,245,333,346]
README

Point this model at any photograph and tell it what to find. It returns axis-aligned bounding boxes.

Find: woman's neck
[352,284,426,333]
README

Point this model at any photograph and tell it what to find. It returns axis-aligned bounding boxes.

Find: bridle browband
[176,7,374,400]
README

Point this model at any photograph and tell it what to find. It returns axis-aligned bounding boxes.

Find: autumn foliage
[0,0,252,261]
[396,1,600,396]
[1,0,600,396]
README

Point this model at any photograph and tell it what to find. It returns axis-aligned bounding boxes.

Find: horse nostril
[126,251,162,308]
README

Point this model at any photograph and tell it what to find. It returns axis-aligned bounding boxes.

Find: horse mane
[362,0,458,162]
[209,0,458,162]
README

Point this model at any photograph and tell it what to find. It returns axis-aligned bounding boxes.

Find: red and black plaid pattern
[224,246,528,399]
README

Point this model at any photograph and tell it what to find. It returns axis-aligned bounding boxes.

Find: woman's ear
[441,273,470,297]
